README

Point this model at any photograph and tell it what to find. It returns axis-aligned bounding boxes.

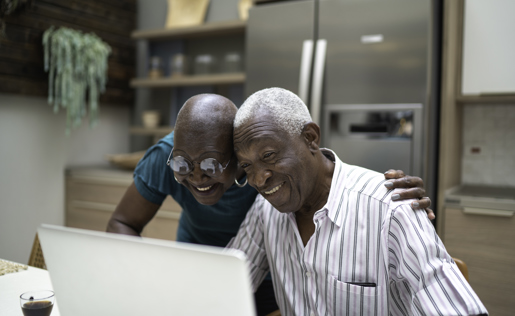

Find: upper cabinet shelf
[130,73,246,88]
[131,20,246,41]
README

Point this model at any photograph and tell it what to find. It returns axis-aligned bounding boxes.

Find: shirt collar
[317,148,347,228]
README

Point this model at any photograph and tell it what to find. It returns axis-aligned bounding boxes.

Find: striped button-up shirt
[228,150,487,316]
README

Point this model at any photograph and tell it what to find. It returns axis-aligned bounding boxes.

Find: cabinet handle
[463,207,514,217]
[72,201,115,212]
[298,40,314,105]
[310,39,327,126]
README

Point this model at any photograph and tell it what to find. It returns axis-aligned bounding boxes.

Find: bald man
[107,94,278,314]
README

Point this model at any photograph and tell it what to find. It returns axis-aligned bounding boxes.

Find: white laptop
[37,224,256,316]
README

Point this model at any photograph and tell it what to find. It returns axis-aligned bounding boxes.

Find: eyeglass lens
[170,156,225,177]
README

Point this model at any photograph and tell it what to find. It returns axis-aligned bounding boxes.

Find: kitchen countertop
[65,165,134,186]
[447,185,515,200]
[445,184,515,215]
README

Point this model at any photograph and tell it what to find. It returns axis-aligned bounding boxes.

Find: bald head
[172,94,241,205]
[175,94,238,136]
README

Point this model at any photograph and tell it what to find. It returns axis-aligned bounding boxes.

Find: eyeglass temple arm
[166,149,173,166]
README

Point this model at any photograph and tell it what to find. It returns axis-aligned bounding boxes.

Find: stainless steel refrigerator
[244,0,441,213]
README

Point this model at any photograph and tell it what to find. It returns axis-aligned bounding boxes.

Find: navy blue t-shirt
[133,132,259,248]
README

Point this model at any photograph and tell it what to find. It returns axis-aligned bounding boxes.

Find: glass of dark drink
[20,290,55,316]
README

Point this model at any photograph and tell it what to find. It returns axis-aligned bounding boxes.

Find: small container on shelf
[169,53,188,77]
[142,110,161,128]
[222,52,243,73]
[148,56,163,79]
[193,54,216,75]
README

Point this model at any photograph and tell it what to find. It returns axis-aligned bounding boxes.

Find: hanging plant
[43,26,111,134]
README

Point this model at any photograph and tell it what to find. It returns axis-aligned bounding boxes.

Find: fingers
[383,171,434,220]
[411,197,431,210]
[384,176,424,189]
[414,204,435,220]
[408,197,435,220]
[389,187,427,201]
[384,169,406,179]
[392,195,435,220]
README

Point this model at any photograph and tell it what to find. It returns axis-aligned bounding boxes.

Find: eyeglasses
[166,149,231,178]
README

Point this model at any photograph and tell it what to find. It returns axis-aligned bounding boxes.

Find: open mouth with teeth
[264,183,283,195]
[195,185,213,192]
[190,182,220,195]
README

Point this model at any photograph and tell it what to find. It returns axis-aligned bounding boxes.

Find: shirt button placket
[305,270,316,315]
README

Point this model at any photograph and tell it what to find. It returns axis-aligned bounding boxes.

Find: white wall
[0,93,130,263]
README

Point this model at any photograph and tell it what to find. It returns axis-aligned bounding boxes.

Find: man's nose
[188,163,206,183]
[249,167,272,189]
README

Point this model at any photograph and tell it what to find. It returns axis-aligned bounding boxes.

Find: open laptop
[37,224,256,316]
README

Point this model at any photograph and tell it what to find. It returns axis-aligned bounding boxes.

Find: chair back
[453,257,469,281]
[28,233,46,269]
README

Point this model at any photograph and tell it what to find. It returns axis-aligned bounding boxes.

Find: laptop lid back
[37,224,256,316]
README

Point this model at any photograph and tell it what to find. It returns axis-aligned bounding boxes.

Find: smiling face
[174,127,238,205]
[233,110,321,213]
[172,94,240,205]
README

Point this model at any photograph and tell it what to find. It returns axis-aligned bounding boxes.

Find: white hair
[234,87,312,136]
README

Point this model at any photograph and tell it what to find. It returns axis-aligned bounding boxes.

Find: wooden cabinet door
[444,207,515,315]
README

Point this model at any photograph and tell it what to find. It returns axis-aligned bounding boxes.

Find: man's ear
[301,122,321,152]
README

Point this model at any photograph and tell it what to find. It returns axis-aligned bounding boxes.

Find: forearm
[106,216,142,236]
[105,182,161,237]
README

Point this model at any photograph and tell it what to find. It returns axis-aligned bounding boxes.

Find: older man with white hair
[228,87,488,316]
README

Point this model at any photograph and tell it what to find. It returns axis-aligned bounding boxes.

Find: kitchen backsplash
[462,103,515,187]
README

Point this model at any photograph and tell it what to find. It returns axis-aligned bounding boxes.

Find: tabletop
[0,260,60,316]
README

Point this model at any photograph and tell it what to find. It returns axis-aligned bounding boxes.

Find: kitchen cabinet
[461,0,515,97]
[441,0,515,105]
[439,3,515,314]
[438,0,515,233]
[65,167,182,241]
[443,185,515,315]
[444,206,514,315]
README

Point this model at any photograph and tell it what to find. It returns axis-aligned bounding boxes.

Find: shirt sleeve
[133,143,175,205]
[227,195,270,292]
[386,204,488,315]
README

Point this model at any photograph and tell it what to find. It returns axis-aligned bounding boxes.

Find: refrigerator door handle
[298,40,314,105]
[310,39,327,126]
